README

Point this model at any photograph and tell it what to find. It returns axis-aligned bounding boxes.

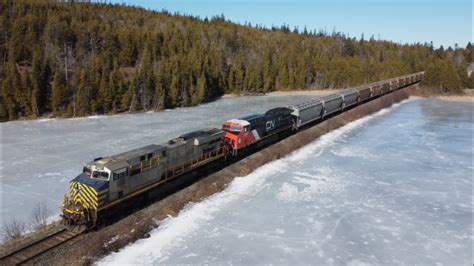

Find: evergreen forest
[1,0,473,120]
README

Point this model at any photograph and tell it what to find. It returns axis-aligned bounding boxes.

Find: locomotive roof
[90,144,165,168]
[240,114,263,121]
[113,144,164,160]
[89,128,225,170]
[265,107,292,116]
[179,128,222,140]
[169,128,224,146]
[224,119,251,126]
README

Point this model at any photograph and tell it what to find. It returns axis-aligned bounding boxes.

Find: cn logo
[266,120,275,131]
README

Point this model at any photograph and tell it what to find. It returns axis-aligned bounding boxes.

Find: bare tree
[31,202,52,229]
[2,219,26,241]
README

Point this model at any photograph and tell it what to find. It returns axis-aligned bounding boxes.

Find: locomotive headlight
[238,138,241,144]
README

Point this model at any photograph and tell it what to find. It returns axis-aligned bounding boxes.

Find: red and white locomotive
[221,108,294,155]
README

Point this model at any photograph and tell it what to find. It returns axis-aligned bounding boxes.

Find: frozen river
[0,95,310,233]
[99,98,473,265]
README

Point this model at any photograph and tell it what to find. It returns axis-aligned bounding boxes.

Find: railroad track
[0,227,85,265]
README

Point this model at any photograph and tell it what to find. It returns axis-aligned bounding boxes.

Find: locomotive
[62,72,424,228]
[222,107,294,155]
[62,128,227,227]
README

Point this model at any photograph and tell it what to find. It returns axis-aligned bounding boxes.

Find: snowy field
[0,95,310,231]
[99,98,473,265]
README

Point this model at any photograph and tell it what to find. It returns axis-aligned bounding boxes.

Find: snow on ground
[99,98,473,265]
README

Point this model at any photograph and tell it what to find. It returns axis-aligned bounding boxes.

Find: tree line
[1,0,472,121]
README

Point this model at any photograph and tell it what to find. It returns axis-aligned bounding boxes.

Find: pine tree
[227,67,235,93]
[262,46,274,93]
[193,72,206,105]
[30,76,39,117]
[234,52,245,93]
[51,70,67,114]
[0,94,7,120]
[277,64,289,89]
[442,60,463,93]
[153,72,165,110]
[121,85,133,112]
[423,59,463,94]
[109,61,124,112]
[169,68,181,107]
[3,50,21,119]
[137,47,154,110]
[76,69,89,116]
[98,66,112,113]
[343,38,355,57]
[466,75,474,89]
[2,72,17,120]
[89,58,102,113]
[27,49,51,116]
[118,29,137,66]
[181,85,189,107]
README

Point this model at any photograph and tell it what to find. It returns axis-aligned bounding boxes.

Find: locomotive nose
[69,180,100,210]
[62,171,111,227]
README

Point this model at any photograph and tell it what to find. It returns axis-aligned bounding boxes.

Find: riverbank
[433,95,474,102]
[5,87,471,123]
[412,87,474,102]
[222,89,339,98]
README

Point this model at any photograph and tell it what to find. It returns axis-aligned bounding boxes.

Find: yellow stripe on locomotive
[62,176,110,225]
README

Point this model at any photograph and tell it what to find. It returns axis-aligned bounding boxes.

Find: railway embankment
[8,85,417,265]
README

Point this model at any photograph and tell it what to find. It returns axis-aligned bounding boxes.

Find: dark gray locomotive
[63,128,227,226]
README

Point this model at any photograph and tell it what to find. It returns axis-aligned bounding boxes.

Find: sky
[106,0,472,48]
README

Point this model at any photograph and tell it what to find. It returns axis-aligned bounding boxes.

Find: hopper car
[62,72,424,229]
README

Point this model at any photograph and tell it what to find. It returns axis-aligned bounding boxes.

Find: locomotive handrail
[167,146,227,179]
[95,145,228,212]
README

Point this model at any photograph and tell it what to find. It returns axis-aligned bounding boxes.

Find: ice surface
[0,95,309,234]
[99,98,473,265]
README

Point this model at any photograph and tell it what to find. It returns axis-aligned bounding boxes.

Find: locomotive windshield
[83,167,92,177]
[92,170,109,180]
[83,166,109,180]
[222,124,241,133]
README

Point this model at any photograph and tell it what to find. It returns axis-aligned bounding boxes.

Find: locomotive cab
[62,160,111,227]
[222,119,255,152]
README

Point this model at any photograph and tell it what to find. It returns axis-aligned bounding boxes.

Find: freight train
[62,72,424,228]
